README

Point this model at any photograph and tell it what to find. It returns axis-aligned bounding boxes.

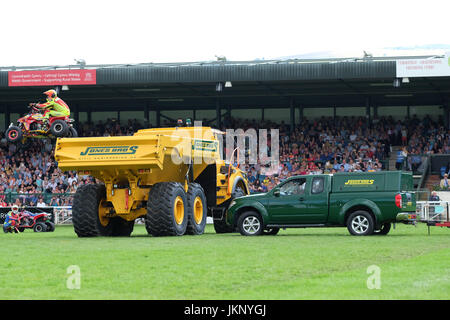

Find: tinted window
[311,177,324,194]
[279,179,306,196]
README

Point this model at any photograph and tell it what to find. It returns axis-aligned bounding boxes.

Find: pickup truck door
[267,177,309,223]
[305,176,329,223]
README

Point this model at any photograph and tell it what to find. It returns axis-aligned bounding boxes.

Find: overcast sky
[0,0,449,67]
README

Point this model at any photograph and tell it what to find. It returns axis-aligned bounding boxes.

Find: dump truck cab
[54,126,249,237]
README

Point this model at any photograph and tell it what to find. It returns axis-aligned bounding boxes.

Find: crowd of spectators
[0,113,448,204]
[230,114,449,193]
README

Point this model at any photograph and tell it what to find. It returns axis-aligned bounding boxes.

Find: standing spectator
[395,147,407,170]
[401,126,408,146]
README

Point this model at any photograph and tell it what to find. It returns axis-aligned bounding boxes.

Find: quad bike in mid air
[5,104,77,144]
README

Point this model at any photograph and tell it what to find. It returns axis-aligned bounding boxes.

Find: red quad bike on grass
[3,210,55,233]
[5,104,77,144]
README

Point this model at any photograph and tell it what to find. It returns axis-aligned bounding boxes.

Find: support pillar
[290,98,295,133]
[216,99,221,129]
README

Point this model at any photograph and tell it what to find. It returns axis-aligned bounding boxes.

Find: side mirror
[274,189,280,197]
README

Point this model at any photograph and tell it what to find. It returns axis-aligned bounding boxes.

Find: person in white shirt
[36,198,47,208]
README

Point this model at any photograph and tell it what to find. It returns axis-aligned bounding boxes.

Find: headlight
[228,200,236,209]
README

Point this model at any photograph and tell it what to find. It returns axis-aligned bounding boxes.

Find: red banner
[8,69,97,86]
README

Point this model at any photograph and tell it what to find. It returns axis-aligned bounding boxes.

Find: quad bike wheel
[5,126,23,143]
[33,222,48,232]
[50,120,69,137]
[67,127,78,137]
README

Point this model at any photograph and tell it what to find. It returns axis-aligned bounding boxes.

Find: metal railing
[0,192,74,206]
[416,201,450,223]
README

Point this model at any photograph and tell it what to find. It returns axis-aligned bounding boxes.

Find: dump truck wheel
[72,184,114,237]
[186,183,207,235]
[213,187,245,234]
[111,218,135,236]
[146,182,188,236]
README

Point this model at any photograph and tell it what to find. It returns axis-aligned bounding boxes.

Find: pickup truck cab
[226,171,416,236]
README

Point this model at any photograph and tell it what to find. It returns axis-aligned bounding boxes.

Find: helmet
[44,89,57,101]
[12,205,18,213]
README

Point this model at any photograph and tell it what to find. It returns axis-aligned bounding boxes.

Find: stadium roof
[0,55,449,112]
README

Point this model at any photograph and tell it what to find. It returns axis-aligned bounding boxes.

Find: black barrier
[0,206,55,224]
[430,154,450,175]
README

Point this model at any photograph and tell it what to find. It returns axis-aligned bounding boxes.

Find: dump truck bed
[54,127,220,184]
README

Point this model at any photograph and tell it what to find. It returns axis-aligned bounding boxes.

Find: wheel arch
[232,203,267,228]
[343,203,379,226]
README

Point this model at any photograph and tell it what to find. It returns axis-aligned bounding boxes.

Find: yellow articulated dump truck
[54,126,249,237]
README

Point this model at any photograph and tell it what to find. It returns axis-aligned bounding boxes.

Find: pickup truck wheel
[186,183,207,235]
[373,223,391,235]
[264,228,280,235]
[347,211,374,236]
[238,211,263,236]
[146,182,188,236]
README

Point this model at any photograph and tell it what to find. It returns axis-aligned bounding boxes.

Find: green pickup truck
[226,171,416,236]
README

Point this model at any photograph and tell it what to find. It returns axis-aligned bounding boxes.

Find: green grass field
[0,223,449,300]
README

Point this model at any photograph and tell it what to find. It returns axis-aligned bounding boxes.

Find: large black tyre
[213,186,246,234]
[145,182,188,236]
[373,223,391,235]
[185,183,207,235]
[237,211,264,236]
[73,184,110,237]
[50,120,69,137]
[346,210,375,236]
[5,126,23,143]
[112,218,135,237]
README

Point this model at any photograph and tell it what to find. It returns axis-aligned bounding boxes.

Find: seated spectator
[36,198,47,207]
[440,174,450,190]
[429,191,440,201]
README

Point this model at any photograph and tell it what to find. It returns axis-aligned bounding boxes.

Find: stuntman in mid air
[32,89,71,125]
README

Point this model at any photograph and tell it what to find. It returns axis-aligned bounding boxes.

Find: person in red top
[33,89,70,125]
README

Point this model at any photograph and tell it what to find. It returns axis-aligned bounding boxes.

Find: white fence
[53,206,73,224]
[416,201,450,223]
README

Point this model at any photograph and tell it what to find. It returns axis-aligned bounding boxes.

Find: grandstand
[0,54,449,209]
